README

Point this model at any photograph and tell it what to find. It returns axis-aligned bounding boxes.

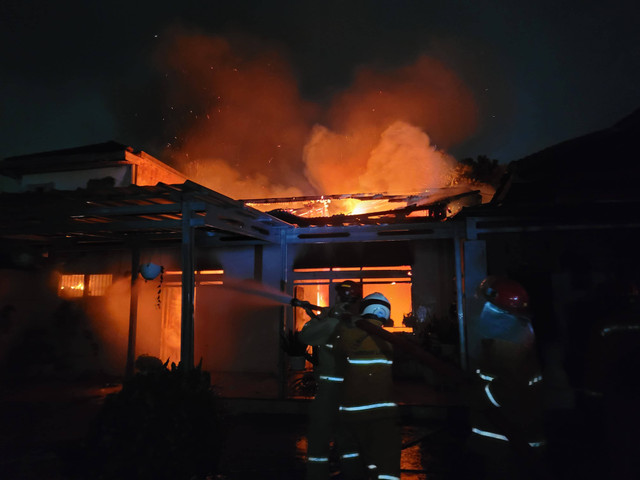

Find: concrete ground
[0,379,462,480]
[214,413,459,480]
[0,378,618,480]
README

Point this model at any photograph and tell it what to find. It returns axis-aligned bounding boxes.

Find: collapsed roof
[244,187,483,227]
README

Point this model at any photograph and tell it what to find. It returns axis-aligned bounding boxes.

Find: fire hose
[221,283,545,474]
[290,297,467,383]
[290,297,547,478]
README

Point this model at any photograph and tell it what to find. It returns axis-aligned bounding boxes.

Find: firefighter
[333,292,401,480]
[296,280,363,480]
[585,279,640,479]
[466,275,548,480]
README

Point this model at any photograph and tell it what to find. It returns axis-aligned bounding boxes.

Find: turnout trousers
[305,379,342,480]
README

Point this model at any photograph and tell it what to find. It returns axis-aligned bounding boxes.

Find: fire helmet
[360,292,391,321]
[477,276,529,314]
[335,280,362,304]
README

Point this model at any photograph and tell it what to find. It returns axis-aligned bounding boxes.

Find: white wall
[20,166,132,191]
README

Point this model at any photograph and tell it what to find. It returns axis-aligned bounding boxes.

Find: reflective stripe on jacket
[334,317,397,420]
[470,338,546,446]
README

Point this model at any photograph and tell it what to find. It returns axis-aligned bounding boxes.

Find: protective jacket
[333,315,401,480]
[585,300,640,479]
[467,301,546,479]
[471,337,545,446]
[334,316,396,420]
[298,302,352,480]
[298,303,349,381]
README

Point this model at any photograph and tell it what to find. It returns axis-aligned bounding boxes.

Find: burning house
[1,108,639,403]
[0,141,481,398]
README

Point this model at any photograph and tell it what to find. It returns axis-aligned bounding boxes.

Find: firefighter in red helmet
[466,275,548,480]
[477,275,530,314]
[296,280,363,480]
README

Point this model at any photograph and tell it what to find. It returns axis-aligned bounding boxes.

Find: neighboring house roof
[458,107,640,239]
[1,141,133,176]
[492,107,640,207]
[0,141,187,187]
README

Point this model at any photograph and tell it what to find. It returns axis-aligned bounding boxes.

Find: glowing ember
[244,186,486,221]
[148,32,487,202]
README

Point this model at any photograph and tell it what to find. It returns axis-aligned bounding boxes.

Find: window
[162,270,224,286]
[155,270,224,364]
[59,274,85,298]
[292,266,412,332]
[87,274,113,296]
[58,274,113,298]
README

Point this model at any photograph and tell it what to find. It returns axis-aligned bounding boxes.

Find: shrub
[81,356,225,480]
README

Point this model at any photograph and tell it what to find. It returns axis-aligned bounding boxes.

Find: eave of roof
[0,181,291,246]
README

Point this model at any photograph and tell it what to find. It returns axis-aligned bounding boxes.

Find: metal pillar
[461,239,488,370]
[278,229,292,398]
[125,245,140,378]
[181,201,196,370]
[454,236,467,371]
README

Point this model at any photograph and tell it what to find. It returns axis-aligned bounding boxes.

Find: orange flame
[153,31,482,203]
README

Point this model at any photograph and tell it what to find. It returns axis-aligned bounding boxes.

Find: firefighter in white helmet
[333,292,401,480]
[296,280,364,480]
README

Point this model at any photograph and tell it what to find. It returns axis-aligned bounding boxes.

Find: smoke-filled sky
[1,1,638,196]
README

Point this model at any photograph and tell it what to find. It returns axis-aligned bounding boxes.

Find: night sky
[1,1,638,195]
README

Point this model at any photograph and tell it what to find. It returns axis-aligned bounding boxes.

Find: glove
[290,298,312,309]
[327,305,353,324]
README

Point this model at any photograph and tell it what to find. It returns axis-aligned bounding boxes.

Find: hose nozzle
[290,298,309,308]
[291,298,324,312]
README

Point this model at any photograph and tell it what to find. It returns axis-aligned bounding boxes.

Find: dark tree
[457,155,506,189]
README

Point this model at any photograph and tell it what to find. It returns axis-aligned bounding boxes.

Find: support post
[454,236,467,371]
[461,239,488,370]
[278,229,291,399]
[181,201,195,370]
[125,245,140,378]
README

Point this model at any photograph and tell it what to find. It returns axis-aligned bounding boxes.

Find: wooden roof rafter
[0,181,291,246]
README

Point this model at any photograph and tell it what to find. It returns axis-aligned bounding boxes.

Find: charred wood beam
[286,222,459,244]
[242,192,407,203]
[0,217,205,236]
[203,207,282,243]
[47,235,182,254]
[70,201,205,217]
[0,182,290,243]
[193,229,272,247]
[1,201,205,219]
[465,216,640,240]
[292,269,412,281]
[242,188,480,205]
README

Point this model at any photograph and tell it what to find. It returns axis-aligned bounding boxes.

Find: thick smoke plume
[154,30,478,198]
